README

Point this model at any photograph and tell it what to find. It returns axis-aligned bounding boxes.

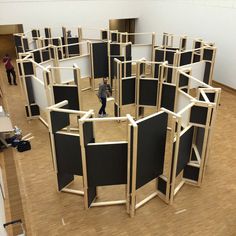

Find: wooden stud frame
[47,100,88,197]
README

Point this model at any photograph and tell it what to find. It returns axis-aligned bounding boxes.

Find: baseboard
[212,80,236,93]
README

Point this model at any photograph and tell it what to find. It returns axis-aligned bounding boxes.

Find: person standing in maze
[97,78,112,117]
[2,54,17,85]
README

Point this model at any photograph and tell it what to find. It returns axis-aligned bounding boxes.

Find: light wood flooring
[0,38,236,235]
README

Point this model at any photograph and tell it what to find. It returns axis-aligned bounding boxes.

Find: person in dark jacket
[2,54,17,85]
[97,78,112,117]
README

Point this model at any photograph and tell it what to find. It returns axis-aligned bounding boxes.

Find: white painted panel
[132,45,152,61]
[31,76,49,110]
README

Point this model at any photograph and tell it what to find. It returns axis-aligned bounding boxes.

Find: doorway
[0,24,23,59]
[109,18,136,43]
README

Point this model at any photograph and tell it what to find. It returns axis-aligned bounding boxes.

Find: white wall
[135,1,236,89]
[0,0,139,32]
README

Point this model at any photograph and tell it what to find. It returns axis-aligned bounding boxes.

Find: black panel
[52,38,60,46]
[110,44,120,55]
[68,37,80,55]
[183,165,199,181]
[50,47,55,59]
[195,127,205,155]
[25,104,40,117]
[194,41,202,49]
[92,42,108,78]
[25,76,35,104]
[139,79,158,106]
[154,64,160,78]
[135,112,168,190]
[23,62,34,76]
[45,28,50,38]
[33,51,41,63]
[206,92,215,102]
[114,103,119,117]
[110,56,124,79]
[157,177,167,195]
[174,126,194,176]
[125,62,132,77]
[57,172,74,191]
[86,143,128,187]
[23,38,29,51]
[203,62,211,84]
[155,49,164,62]
[179,73,189,87]
[203,48,214,61]
[111,32,118,42]
[161,83,176,111]
[180,51,192,66]
[138,107,144,117]
[44,39,50,47]
[42,50,50,61]
[54,133,82,175]
[83,122,94,146]
[190,106,208,125]
[167,67,173,83]
[165,50,175,65]
[181,38,187,50]
[87,186,97,207]
[32,29,39,38]
[122,77,135,105]
[50,105,70,133]
[126,44,131,58]
[102,31,108,40]
[53,86,79,110]
[14,35,22,47]
[193,54,201,63]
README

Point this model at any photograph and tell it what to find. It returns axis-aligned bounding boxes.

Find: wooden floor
[1,41,236,235]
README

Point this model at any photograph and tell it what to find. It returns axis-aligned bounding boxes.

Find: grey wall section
[53,86,80,110]
[135,112,168,190]
[85,143,128,187]
[139,79,158,106]
[174,126,194,177]
[54,133,83,176]
[122,77,136,105]
[50,106,70,133]
[92,42,109,78]
[161,83,176,111]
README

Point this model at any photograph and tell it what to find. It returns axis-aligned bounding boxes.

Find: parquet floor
[0,35,236,235]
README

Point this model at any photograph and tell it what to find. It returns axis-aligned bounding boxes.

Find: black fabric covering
[139,79,158,106]
[42,50,50,61]
[126,44,132,58]
[45,28,50,38]
[50,48,55,59]
[122,77,135,105]
[57,172,74,191]
[174,126,194,177]
[114,103,119,117]
[161,83,176,111]
[180,51,192,66]
[87,186,97,207]
[203,62,211,84]
[23,38,29,51]
[44,39,50,47]
[110,56,124,79]
[68,37,80,55]
[191,150,198,161]
[125,62,132,77]
[167,67,173,83]
[135,112,168,190]
[179,73,189,87]
[50,105,70,133]
[206,92,215,102]
[190,106,208,125]
[25,76,35,104]
[32,29,39,38]
[154,64,160,78]
[102,30,108,40]
[195,127,205,156]
[155,49,164,62]
[203,48,214,61]
[193,54,201,63]
[33,51,41,63]
[52,38,60,46]
[157,177,167,195]
[92,42,108,78]
[165,50,175,65]
[53,86,80,110]
[181,38,187,50]
[183,165,199,181]
[54,133,82,175]
[111,32,118,42]
[85,143,128,187]
[83,122,94,146]
[110,44,120,55]
[25,104,40,117]
[14,35,22,47]
[194,41,202,49]
[21,62,34,76]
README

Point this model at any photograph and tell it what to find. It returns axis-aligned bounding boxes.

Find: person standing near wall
[97,78,112,117]
[2,54,17,85]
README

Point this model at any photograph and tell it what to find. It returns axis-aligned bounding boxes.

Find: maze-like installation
[14,26,221,217]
